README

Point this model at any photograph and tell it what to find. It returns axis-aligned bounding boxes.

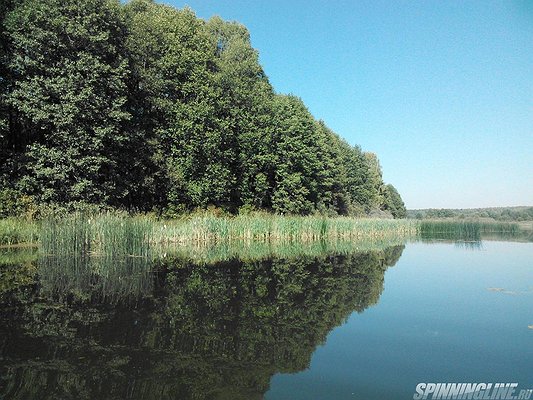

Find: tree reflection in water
[0,243,404,400]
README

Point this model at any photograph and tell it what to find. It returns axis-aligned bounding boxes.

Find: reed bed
[0,217,39,246]
[2,214,527,301]
[476,221,520,234]
[31,213,418,269]
[32,213,415,303]
[2,213,527,255]
[419,220,520,241]
[40,212,153,257]
[90,214,153,257]
[151,214,418,244]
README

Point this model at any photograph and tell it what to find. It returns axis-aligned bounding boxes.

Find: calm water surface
[0,240,532,399]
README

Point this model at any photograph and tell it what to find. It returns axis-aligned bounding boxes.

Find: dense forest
[408,206,533,222]
[0,0,406,218]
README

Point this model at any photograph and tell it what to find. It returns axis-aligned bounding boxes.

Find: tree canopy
[0,0,406,218]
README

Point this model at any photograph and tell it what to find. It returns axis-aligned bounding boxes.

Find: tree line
[0,0,406,218]
[408,207,533,222]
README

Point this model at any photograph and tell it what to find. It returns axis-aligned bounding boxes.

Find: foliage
[39,212,153,256]
[4,212,528,248]
[0,0,406,216]
[0,187,35,217]
[4,0,136,206]
[381,184,407,218]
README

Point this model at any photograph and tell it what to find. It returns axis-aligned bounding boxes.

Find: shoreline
[0,214,527,249]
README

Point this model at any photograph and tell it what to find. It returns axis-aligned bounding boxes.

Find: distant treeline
[408,207,533,222]
[0,0,406,218]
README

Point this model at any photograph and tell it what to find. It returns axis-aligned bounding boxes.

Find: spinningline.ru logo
[413,383,533,400]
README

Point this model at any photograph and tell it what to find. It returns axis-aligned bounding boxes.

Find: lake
[0,238,532,399]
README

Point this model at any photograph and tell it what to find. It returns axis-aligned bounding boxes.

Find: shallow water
[0,240,531,399]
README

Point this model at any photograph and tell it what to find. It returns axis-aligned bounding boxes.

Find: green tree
[0,0,21,188]
[5,0,133,206]
[336,141,373,215]
[382,184,407,218]
[126,2,240,212]
[206,17,276,211]
[362,152,385,211]
[270,95,323,214]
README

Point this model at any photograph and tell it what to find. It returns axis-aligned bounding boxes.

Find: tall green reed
[40,212,154,256]
[151,214,418,244]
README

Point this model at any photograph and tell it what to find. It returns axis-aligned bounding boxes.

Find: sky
[167,0,533,209]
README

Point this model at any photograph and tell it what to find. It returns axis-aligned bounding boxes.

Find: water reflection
[419,239,484,250]
[0,244,404,400]
[38,253,154,304]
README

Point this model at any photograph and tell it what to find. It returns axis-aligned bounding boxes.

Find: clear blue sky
[167,0,533,209]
